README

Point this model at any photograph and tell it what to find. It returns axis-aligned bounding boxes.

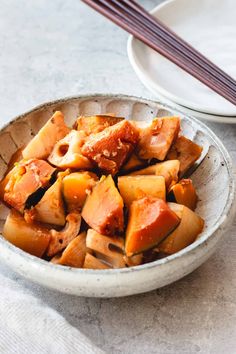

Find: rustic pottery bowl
[0,94,234,297]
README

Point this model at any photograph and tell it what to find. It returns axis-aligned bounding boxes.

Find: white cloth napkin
[0,271,104,354]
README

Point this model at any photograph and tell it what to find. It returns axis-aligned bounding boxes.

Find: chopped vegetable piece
[82,175,124,235]
[138,117,180,160]
[118,175,166,207]
[125,197,180,256]
[86,229,126,268]
[3,159,56,213]
[50,232,87,267]
[63,172,98,212]
[129,163,158,176]
[166,136,202,177]
[83,253,111,269]
[76,114,124,134]
[48,130,92,170]
[166,202,183,218]
[46,212,81,257]
[82,120,139,175]
[154,160,180,189]
[124,253,143,267]
[32,171,68,226]
[168,179,198,210]
[121,153,146,173]
[158,203,204,254]
[130,160,180,189]
[3,209,51,257]
[22,111,70,160]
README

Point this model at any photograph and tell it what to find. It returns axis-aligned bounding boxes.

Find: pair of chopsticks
[82,0,236,106]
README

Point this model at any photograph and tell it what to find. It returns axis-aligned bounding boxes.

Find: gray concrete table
[0,0,235,353]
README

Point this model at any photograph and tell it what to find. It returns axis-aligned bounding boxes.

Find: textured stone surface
[0,0,235,353]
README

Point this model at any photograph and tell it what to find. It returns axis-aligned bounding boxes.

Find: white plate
[142,78,236,124]
[128,0,236,117]
[0,94,234,297]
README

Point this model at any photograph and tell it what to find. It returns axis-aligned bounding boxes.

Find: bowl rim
[0,93,235,276]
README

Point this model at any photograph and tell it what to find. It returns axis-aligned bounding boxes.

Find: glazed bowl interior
[0,94,234,297]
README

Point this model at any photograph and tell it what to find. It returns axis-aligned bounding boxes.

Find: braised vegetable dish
[0,111,204,269]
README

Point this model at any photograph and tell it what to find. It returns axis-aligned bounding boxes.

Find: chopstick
[82,0,236,106]
[127,0,236,91]
[111,0,236,95]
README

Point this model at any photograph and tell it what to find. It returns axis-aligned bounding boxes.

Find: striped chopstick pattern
[82,0,236,106]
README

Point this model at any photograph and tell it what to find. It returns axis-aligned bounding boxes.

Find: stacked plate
[127,0,236,123]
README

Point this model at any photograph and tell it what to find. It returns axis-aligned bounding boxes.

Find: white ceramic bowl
[0,94,234,297]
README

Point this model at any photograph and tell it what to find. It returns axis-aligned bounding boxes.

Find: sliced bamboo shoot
[33,171,68,226]
[158,203,204,254]
[3,209,51,257]
[83,253,111,269]
[130,160,180,189]
[118,175,166,207]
